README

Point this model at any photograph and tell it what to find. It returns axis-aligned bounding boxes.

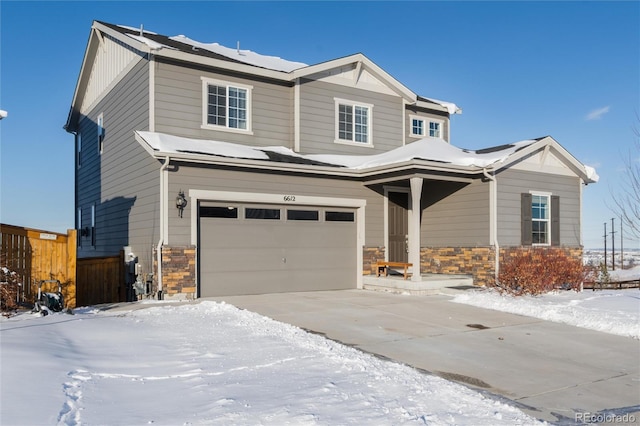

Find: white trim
[409,115,425,137]
[200,77,253,134]
[149,54,155,132]
[427,118,444,139]
[76,132,82,168]
[334,97,374,147]
[409,178,423,282]
[97,113,104,154]
[188,189,366,290]
[294,78,300,152]
[529,191,552,246]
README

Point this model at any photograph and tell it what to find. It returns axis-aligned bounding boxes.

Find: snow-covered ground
[1,301,542,425]
[452,288,640,339]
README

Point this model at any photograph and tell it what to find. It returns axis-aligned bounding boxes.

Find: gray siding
[77,57,160,275]
[154,60,294,147]
[497,169,581,246]
[167,166,384,246]
[299,78,404,155]
[421,180,490,247]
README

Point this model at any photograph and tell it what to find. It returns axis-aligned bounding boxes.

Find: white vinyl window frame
[76,132,82,168]
[409,115,425,137]
[97,113,104,154]
[77,208,83,248]
[334,98,374,147]
[91,203,96,248]
[530,191,551,246]
[201,77,253,135]
[428,118,444,139]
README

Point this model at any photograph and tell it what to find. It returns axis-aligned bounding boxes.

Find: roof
[65,21,459,131]
[134,131,598,183]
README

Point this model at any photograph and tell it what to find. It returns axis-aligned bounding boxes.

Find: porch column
[409,177,423,282]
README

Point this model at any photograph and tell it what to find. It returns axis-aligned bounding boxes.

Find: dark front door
[388,192,409,262]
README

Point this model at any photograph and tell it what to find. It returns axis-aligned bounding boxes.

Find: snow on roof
[422,97,461,115]
[584,165,600,182]
[169,35,308,72]
[125,34,170,50]
[136,131,539,171]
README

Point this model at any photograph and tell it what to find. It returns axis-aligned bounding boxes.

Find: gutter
[483,168,499,282]
[156,156,170,299]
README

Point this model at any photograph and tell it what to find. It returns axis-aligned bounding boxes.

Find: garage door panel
[199,203,357,297]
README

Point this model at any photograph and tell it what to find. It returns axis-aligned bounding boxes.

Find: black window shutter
[521,193,532,245]
[551,195,560,246]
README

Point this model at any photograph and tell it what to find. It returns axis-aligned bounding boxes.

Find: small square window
[411,118,424,136]
[429,121,441,138]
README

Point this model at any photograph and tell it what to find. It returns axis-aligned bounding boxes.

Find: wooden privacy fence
[0,223,77,308]
[76,252,126,306]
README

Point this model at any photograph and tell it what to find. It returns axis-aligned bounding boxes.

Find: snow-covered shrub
[1,266,21,316]
[493,248,586,296]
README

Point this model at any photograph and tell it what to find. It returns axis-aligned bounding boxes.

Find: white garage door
[198,202,357,297]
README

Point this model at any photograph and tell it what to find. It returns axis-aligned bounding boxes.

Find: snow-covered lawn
[452,289,640,339]
[1,301,542,425]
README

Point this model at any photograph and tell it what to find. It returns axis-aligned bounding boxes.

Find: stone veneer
[420,246,584,287]
[363,246,385,275]
[153,245,196,299]
[420,247,496,286]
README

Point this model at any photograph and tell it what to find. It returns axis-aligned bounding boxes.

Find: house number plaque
[283,195,296,202]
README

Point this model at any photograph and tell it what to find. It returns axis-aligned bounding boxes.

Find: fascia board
[139,147,478,180]
[65,25,101,132]
[414,99,451,114]
[292,53,417,102]
[492,136,592,181]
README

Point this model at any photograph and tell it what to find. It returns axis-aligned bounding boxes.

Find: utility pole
[611,218,616,271]
[620,219,624,270]
[603,222,607,269]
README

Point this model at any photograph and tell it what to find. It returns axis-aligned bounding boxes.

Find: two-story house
[65,21,597,299]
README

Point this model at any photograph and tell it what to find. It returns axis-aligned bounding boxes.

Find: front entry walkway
[210,289,640,424]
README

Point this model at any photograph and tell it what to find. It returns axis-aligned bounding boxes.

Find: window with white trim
[410,117,424,137]
[335,98,372,145]
[76,132,82,168]
[91,204,96,247]
[522,192,559,246]
[77,208,82,248]
[531,194,550,244]
[97,113,104,154]
[428,120,442,138]
[201,77,252,132]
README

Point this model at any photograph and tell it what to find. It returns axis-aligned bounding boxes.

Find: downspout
[483,168,499,282]
[157,156,170,299]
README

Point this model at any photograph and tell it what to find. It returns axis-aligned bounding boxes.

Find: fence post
[66,229,77,308]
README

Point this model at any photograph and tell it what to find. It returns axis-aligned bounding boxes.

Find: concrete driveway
[211,289,640,424]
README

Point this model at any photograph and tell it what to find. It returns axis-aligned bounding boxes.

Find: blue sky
[1,1,638,249]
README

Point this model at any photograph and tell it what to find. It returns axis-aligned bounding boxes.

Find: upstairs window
[202,77,252,133]
[97,113,104,154]
[76,132,82,168]
[335,98,372,146]
[429,120,441,138]
[410,116,425,137]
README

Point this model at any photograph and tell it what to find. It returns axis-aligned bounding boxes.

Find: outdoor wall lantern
[176,190,187,218]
